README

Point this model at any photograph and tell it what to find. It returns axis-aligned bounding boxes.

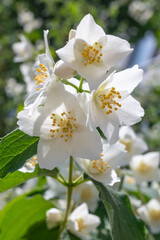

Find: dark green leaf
[0,165,59,193]
[92,201,112,240]
[22,221,59,240]
[0,129,39,178]
[61,230,81,240]
[153,233,160,240]
[0,195,53,240]
[93,180,146,240]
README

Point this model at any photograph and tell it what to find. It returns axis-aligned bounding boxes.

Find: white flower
[24,30,56,112]
[18,9,42,33]
[12,35,33,62]
[119,126,148,166]
[88,65,144,143]
[17,82,102,170]
[128,1,153,25]
[46,208,63,229]
[5,78,24,97]
[130,152,160,183]
[68,203,100,238]
[56,14,133,90]
[76,142,125,184]
[137,199,160,234]
[73,181,99,212]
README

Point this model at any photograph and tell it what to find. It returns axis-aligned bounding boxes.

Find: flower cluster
[17,14,144,171]
[17,14,148,237]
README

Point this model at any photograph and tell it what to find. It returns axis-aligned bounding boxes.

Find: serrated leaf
[93,181,146,240]
[0,195,53,240]
[0,129,39,178]
[0,165,59,193]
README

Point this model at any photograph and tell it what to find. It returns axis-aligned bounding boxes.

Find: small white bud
[54,60,76,79]
[46,208,63,229]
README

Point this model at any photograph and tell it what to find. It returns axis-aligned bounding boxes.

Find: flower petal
[76,14,105,44]
[43,30,54,65]
[111,65,143,94]
[71,127,102,160]
[102,34,133,68]
[37,139,69,169]
[56,38,75,69]
[118,95,144,125]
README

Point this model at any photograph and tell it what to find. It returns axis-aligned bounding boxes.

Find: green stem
[58,156,74,239]
[118,174,124,191]
[82,89,90,93]
[136,184,146,204]
[61,79,79,91]
[73,178,90,186]
[54,176,68,186]
[58,172,68,185]
[78,77,84,92]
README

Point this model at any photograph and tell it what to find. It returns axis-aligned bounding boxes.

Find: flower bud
[46,208,63,229]
[54,60,76,79]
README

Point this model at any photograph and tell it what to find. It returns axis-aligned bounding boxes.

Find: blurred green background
[0,0,160,150]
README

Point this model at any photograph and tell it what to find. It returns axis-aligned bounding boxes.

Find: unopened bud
[54,60,76,79]
[46,208,63,229]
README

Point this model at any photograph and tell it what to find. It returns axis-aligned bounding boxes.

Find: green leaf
[93,181,146,240]
[0,129,39,178]
[22,221,59,240]
[153,233,160,240]
[0,165,59,193]
[0,195,53,240]
[61,230,81,240]
[91,201,112,240]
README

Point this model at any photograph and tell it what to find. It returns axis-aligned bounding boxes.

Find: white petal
[103,113,120,144]
[17,107,42,136]
[69,29,76,40]
[112,65,143,94]
[69,203,88,220]
[144,152,159,167]
[44,81,68,111]
[56,38,75,69]
[102,34,133,68]
[71,127,102,160]
[43,30,54,65]
[76,14,105,45]
[118,95,144,125]
[37,139,69,170]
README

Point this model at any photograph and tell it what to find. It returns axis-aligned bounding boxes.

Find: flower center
[26,155,38,167]
[136,161,153,174]
[96,87,122,115]
[149,209,160,221]
[81,42,103,66]
[75,218,86,232]
[81,187,93,201]
[35,63,48,90]
[125,176,135,184]
[119,139,132,152]
[88,154,110,175]
[49,111,78,142]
